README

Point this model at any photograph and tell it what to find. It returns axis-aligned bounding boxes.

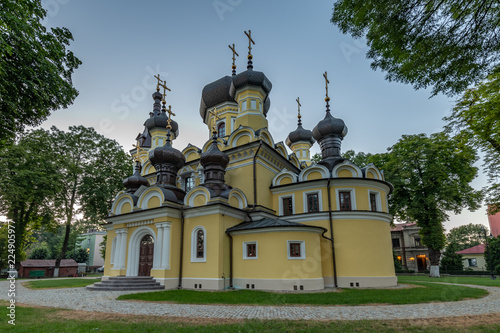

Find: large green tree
[440,242,464,272]
[0,0,81,146]
[331,0,500,96]
[446,223,488,251]
[0,126,131,273]
[48,126,131,276]
[377,133,482,277]
[484,236,500,274]
[0,129,62,268]
[445,68,500,212]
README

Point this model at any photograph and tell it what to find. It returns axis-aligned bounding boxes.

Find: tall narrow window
[370,192,378,211]
[339,191,351,211]
[217,122,225,137]
[196,229,204,258]
[307,193,319,212]
[283,197,293,216]
[184,176,194,192]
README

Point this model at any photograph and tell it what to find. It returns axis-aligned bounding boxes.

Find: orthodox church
[103,31,396,290]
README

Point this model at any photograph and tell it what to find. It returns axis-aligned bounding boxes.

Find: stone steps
[87,276,164,291]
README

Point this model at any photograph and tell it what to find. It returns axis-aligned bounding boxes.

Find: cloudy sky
[38,0,490,230]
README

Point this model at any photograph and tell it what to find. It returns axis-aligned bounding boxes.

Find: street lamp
[482,226,496,280]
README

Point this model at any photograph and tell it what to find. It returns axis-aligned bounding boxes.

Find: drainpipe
[226,231,234,289]
[326,178,338,288]
[252,141,263,208]
[177,206,184,289]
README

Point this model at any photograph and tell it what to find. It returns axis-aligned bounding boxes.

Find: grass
[1,301,499,332]
[22,278,100,289]
[117,281,487,305]
[398,275,500,287]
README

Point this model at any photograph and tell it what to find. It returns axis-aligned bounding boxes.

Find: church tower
[286,97,315,166]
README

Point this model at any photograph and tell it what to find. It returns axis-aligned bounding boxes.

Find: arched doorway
[138,235,154,276]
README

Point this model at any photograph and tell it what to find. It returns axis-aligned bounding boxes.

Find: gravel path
[1,280,499,321]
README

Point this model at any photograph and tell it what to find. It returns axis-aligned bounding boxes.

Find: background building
[391,223,430,272]
[77,229,106,269]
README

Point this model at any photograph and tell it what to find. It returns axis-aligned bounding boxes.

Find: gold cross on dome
[158,79,171,101]
[244,30,255,56]
[166,105,175,129]
[296,97,302,118]
[228,44,239,66]
[154,74,162,90]
[209,107,221,134]
[323,71,330,100]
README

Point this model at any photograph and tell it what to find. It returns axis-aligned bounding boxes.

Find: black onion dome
[123,163,149,193]
[312,112,348,140]
[144,113,179,136]
[230,70,272,115]
[286,124,315,147]
[199,76,235,120]
[200,140,229,169]
[148,141,186,170]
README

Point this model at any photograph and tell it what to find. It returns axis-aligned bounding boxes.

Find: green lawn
[1,301,499,333]
[22,278,100,289]
[117,281,487,305]
[398,275,500,287]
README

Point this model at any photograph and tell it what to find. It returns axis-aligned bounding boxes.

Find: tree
[446,223,487,251]
[0,0,81,146]
[66,248,89,264]
[444,68,500,213]
[440,242,464,272]
[0,129,62,268]
[342,149,373,167]
[0,126,131,273]
[29,247,49,260]
[377,133,482,277]
[99,235,107,261]
[48,126,131,276]
[331,1,500,96]
[484,236,500,274]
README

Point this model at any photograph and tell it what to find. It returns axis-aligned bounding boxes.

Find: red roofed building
[19,259,78,278]
[456,244,486,271]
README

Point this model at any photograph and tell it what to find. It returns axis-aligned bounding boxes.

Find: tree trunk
[428,247,441,277]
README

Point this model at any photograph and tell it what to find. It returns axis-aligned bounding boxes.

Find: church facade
[103,35,396,290]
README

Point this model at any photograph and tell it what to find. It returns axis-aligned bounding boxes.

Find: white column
[153,225,164,269]
[160,222,171,269]
[117,229,128,269]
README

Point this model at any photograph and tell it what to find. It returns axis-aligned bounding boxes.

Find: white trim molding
[287,240,305,260]
[191,226,207,263]
[303,190,323,214]
[335,188,357,211]
[278,193,295,216]
[125,226,156,276]
[243,241,258,260]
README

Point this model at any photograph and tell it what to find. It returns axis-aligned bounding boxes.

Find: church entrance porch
[138,235,154,276]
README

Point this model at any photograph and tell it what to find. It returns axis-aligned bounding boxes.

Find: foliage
[0,130,62,268]
[444,69,500,213]
[331,0,500,96]
[393,251,403,271]
[99,235,107,261]
[374,133,482,275]
[311,153,322,163]
[66,248,89,263]
[29,247,50,260]
[342,149,373,167]
[446,223,487,251]
[484,236,500,273]
[440,242,464,271]
[0,126,131,270]
[0,0,81,146]
[0,223,8,270]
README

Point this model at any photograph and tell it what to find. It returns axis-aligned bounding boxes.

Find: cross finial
[132,140,143,162]
[166,105,175,130]
[323,71,331,112]
[244,30,255,70]
[296,97,302,125]
[154,74,162,91]
[228,43,239,76]
[209,107,221,135]
[158,79,171,101]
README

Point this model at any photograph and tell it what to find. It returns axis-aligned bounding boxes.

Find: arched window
[191,226,206,262]
[217,122,225,138]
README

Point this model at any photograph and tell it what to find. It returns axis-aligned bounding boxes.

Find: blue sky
[39,0,489,230]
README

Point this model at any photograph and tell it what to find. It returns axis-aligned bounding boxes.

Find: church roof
[226,218,326,233]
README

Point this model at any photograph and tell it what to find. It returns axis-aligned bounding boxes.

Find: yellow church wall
[103,229,117,276]
[333,219,395,277]
[306,171,322,181]
[232,231,323,280]
[147,196,161,209]
[120,202,131,214]
[367,171,375,179]
[234,113,269,133]
[226,164,254,203]
[151,217,182,281]
[337,169,352,178]
[280,177,293,185]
